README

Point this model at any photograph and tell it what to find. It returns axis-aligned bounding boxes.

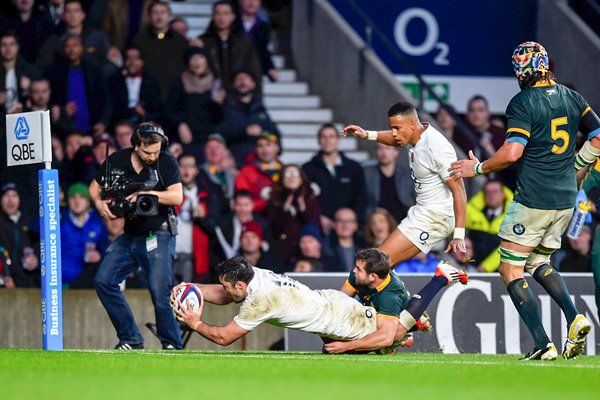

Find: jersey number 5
[550,117,569,155]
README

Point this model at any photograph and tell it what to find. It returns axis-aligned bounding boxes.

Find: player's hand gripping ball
[171,284,203,321]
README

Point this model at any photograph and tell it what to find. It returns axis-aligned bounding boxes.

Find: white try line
[67,349,600,369]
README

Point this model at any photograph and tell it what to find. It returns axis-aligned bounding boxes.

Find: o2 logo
[393,8,449,65]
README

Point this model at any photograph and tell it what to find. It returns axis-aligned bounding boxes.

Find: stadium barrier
[2,273,597,353]
[286,273,600,355]
[0,289,282,350]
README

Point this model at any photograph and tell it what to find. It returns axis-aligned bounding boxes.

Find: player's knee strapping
[498,246,530,267]
[524,248,553,275]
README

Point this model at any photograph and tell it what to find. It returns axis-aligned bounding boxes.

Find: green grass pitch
[2,349,599,400]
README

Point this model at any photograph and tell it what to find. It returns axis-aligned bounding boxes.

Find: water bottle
[567,200,592,239]
[84,242,96,263]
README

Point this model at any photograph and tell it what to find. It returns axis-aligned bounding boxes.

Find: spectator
[57,130,85,188]
[200,133,237,202]
[90,0,151,52]
[0,245,15,288]
[24,78,73,139]
[104,217,124,242]
[199,0,261,94]
[266,164,321,265]
[165,46,225,158]
[441,236,480,273]
[363,142,415,223]
[133,0,189,99]
[41,0,65,27]
[72,132,116,185]
[5,0,53,64]
[239,220,283,272]
[559,225,592,273]
[0,183,39,287]
[238,0,278,81]
[0,31,39,115]
[46,33,111,135]
[303,123,367,233]
[173,153,225,283]
[219,69,280,166]
[434,104,461,142]
[294,221,337,272]
[293,257,322,273]
[465,179,513,272]
[364,208,397,248]
[108,46,162,127]
[197,190,271,278]
[235,132,283,214]
[394,252,440,274]
[169,17,188,38]
[60,182,109,288]
[114,120,135,149]
[462,95,505,157]
[323,208,365,272]
[167,17,204,48]
[36,0,114,75]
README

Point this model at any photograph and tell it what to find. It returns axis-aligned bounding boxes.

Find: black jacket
[302,152,367,223]
[109,71,163,125]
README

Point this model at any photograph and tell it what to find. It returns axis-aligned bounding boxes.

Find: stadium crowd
[0,0,596,289]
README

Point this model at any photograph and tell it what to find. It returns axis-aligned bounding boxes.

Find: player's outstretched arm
[323,315,397,353]
[175,300,250,346]
[193,320,250,346]
[340,125,398,147]
[449,142,525,180]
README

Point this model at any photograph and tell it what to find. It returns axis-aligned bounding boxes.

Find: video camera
[100,162,160,219]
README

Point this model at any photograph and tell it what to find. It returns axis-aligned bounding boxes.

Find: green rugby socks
[507,278,550,349]
[532,263,578,325]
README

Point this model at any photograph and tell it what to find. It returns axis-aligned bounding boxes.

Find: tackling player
[173,252,467,351]
[449,41,600,360]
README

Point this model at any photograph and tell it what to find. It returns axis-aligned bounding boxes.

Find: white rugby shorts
[397,204,454,253]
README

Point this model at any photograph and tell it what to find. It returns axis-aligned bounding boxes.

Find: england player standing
[341,102,468,262]
[450,42,600,360]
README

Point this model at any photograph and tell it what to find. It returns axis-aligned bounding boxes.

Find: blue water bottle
[567,200,591,239]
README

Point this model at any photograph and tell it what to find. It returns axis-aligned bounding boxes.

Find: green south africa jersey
[345,271,409,318]
[506,82,591,209]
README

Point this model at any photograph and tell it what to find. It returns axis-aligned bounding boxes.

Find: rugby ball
[172,284,203,320]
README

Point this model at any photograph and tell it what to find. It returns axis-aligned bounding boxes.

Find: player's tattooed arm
[340,125,398,147]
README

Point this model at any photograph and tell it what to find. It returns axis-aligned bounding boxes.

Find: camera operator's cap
[93,132,116,148]
[67,182,90,200]
[206,133,226,145]
[0,182,17,199]
[241,220,263,241]
[257,132,279,144]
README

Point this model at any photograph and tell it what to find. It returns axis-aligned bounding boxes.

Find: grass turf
[2,349,599,399]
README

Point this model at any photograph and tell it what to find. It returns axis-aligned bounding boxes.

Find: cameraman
[89,122,183,350]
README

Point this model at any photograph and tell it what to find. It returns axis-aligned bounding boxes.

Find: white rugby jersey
[233,268,376,340]
[407,123,457,216]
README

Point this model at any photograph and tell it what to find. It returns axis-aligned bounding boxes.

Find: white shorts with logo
[498,201,573,249]
[397,205,454,253]
[318,289,378,340]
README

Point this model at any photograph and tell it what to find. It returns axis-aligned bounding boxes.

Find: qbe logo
[14,116,30,140]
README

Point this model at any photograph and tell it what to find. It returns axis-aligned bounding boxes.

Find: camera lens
[138,197,153,212]
[136,195,158,216]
